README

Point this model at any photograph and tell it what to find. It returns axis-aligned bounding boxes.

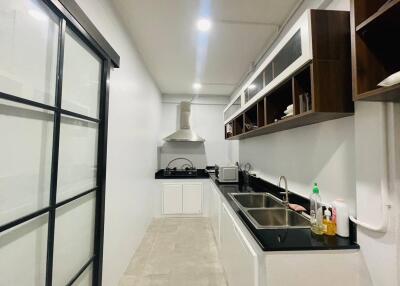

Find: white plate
[378,71,400,87]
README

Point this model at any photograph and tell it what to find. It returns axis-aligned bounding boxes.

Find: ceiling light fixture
[193,83,202,90]
[248,84,257,90]
[197,18,212,32]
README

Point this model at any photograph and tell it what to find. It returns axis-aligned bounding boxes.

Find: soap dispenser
[323,208,336,236]
[310,183,323,235]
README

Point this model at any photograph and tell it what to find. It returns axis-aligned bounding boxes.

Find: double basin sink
[229,193,310,229]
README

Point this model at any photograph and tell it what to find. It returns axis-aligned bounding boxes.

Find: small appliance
[163,167,197,177]
[215,165,239,183]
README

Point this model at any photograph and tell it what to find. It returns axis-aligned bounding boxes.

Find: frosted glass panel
[74,264,93,286]
[53,193,95,285]
[224,96,241,121]
[0,214,48,286]
[0,0,59,105]
[57,115,98,202]
[62,28,102,118]
[0,99,53,225]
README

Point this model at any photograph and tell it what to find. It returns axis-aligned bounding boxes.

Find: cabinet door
[210,185,221,245]
[182,183,202,214]
[220,203,256,286]
[162,183,182,214]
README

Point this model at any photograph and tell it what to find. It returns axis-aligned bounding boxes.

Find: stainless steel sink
[229,192,310,229]
[230,193,283,208]
[246,208,310,229]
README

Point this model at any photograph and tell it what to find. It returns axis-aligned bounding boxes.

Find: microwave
[215,165,239,183]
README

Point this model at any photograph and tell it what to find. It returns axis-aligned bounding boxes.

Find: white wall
[240,116,356,208]
[159,94,236,169]
[74,1,162,286]
[354,102,400,286]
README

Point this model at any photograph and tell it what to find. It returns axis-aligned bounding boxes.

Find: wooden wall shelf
[227,111,353,140]
[351,0,400,101]
[356,0,400,32]
[225,10,354,140]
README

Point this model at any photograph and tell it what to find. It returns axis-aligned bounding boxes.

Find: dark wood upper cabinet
[224,9,354,140]
[351,0,400,101]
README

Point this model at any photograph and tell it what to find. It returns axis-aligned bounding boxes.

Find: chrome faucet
[278,176,289,205]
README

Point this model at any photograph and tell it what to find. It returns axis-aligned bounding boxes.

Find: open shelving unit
[244,104,258,132]
[233,115,244,137]
[266,80,293,125]
[225,10,354,140]
[351,0,400,101]
[257,98,266,128]
[225,63,353,140]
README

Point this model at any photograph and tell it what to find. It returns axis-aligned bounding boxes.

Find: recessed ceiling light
[193,83,202,90]
[197,18,212,32]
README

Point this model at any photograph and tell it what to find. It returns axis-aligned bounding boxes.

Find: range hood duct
[163,101,205,142]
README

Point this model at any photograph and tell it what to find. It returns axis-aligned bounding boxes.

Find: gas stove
[163,167,198,177]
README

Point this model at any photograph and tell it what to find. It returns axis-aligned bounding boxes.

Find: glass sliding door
[0,100,53,226]
[53,193,96,285]
[0,214,48,285]
[62,28,102,119]
[0,0,112,285]
[57,116,99,202]
[0,0,59,105]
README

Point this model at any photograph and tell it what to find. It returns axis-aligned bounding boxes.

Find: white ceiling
[112,0,300,96]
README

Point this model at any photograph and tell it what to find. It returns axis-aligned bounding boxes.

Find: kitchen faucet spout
[278,176,289,205]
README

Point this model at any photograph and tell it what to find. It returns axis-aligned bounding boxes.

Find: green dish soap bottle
[310,183,324,235]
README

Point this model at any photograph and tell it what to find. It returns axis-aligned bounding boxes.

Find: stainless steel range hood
[163,101,205,142]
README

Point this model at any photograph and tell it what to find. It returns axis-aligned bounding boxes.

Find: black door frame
[0,1,119,285]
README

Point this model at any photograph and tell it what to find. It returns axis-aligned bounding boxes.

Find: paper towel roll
[332,199,349,237]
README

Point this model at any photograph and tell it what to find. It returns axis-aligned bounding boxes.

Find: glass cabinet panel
[272,30,302,78]
[224,96,241,121]
[264,64,273,87]
[246,72,264,103]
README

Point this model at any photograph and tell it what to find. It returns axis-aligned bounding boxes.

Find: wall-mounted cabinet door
[162,183,182,214]
[182,183,202,214]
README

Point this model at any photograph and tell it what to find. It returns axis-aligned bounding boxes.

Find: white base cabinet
[161,182,202,215]
[220,203,257,286]
[162,183,183,214]
[209,184,221,246]
[182,183,202,214]
[158,178,365,286]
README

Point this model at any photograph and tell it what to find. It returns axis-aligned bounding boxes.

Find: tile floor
[119,217,228,286]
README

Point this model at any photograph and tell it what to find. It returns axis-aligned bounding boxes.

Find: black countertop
[155,169,210,179]
[154,169,359,251]
[210,174,360,252]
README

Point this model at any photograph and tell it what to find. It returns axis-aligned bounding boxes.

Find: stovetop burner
[163,167,198,177]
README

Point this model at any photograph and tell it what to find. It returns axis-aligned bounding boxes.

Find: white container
[332,199,349,237]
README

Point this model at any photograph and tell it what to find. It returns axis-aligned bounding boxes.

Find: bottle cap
[313,182,319,194]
